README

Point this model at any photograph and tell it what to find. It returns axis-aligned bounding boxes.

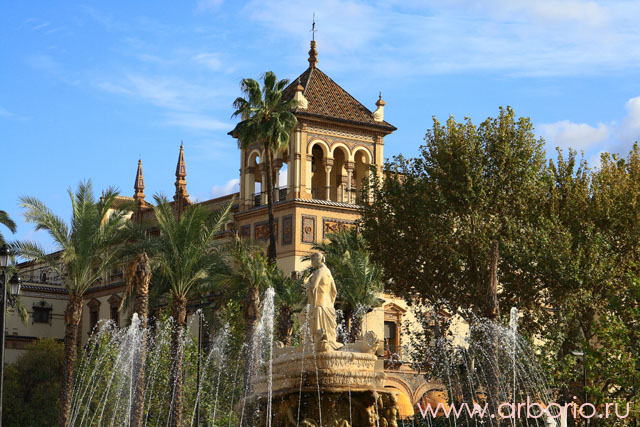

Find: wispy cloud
[196,0,224,12]
[166,112,229,131]
[96,73,226,111]
[192,53,223,71]
[210,178,239,198]
[0,107,27,121]
[245,0,640,77]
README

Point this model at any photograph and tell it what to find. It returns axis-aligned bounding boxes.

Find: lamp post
[193,298,216,427]
[570,350,588,426]
[0,244,22,423]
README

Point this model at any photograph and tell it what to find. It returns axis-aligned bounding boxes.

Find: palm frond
[0,210,17,234]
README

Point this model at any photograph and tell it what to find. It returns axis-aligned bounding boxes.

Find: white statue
[304,252,343,351]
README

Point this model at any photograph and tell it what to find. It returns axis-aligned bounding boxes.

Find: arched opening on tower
[310,144,327,199]
[330,146,348,202]
[245,151,262,207]
[354,149,371,203]
[275,149,289,201]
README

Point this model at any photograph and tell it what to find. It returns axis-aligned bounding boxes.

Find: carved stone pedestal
[249,390,398,427]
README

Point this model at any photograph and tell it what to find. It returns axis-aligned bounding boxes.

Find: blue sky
[2,0,640,251]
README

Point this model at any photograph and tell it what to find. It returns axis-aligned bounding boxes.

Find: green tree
[535,148,640,417]
[2,339,63,427]
[147,194,232,427]
[0,210,17,245]
[311,228,384,342]
[271,268,305,346]
[361,107,547,321]
[232,71,298,264]
[16,181,129,427]
[215,236,272,400]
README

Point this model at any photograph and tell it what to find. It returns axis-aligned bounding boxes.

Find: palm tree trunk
[130,253,151,427]
[276,306,293,346]
[58,294,83,427]
[264,147,277,264]
[169,295,187,427]
[243,285,260,397]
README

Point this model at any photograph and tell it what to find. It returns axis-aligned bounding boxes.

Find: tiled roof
[293,198,361,209]
[282,67,396,132]
[21,284,67,294]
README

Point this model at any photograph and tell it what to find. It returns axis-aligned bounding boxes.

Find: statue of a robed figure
[304,252,343,351]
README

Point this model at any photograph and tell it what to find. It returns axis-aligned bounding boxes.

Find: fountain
[411,305,560,426]
[67,249,560,427]
[242,252,399,427]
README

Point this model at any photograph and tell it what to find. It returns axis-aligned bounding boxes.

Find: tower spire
[176,141,186,179]
[174,142,191,214]
[133,158,145,202]
[308,14,318,68]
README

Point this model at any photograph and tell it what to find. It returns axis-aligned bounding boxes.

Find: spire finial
[134,158,145,202]
[376,91,386,107]
[176,142,186,179]
[308,14,318,68]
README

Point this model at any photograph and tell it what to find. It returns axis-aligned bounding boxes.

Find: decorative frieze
[255,219,278,242]
[322,217,356,239]
[281,215,293,245]
[301,215,316,243]
[306,125,376,144]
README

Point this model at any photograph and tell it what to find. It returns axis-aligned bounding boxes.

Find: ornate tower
[133,159,145,204]
[237,39,396,211]
[173,143,192,214]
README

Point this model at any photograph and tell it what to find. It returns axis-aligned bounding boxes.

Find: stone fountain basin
[250,349,386,397]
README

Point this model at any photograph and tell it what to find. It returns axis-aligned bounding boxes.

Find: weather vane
[311,13,317,41]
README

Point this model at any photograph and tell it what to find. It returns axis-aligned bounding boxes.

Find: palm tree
[149,195,232,427]
[122,251,152,427]
[271,268,305,346]
[311,228,384,342]
[215,236,272,400]
[0,210,17,245]
[232,71,299,264]
[16,181,129,426]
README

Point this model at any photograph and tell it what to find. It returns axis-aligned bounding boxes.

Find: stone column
[245,166,255,208]
[306,154,313,198]
[259,163,267,206]
[324,159,333,201]
[274,159,283,202]
[345,161,355,204]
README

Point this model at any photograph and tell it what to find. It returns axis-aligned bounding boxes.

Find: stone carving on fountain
[246,252,400,426]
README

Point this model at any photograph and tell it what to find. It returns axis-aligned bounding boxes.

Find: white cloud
[538,120,609,151]
[245,0,640,77]
[211,178,239,198]
[541,95,640,158]
[617,96,640,145]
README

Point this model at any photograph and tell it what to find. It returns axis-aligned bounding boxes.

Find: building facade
[11,39,440,418]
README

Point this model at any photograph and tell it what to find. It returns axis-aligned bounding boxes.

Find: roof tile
[282,67,396,131]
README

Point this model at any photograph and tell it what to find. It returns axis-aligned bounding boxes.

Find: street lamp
[0,245,9,268]
[0,244,22,423]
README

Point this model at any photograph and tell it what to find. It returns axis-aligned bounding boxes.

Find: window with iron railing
[278,186,287,201]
